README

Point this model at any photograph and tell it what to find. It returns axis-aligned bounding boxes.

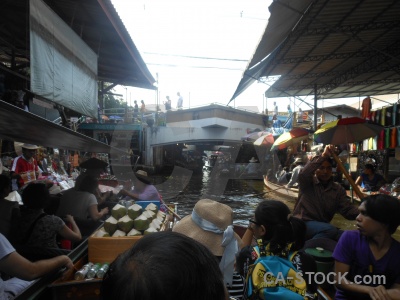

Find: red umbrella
[314,117,383,144]
[253,133,274,146]
[271,128,310,150]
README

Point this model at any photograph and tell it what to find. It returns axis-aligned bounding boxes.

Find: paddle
[331,151,365,200]
[243,185,295,197]
[164,203,182,220]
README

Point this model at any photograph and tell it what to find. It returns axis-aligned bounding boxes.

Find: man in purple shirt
[293,145,359,240]
[333,194,400,299]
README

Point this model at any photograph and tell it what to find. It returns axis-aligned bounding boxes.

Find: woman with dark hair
[57,175,108,221]
[15,183,81,250]
[333,194,400,299]
[237,199,318,299]
[355,164,386,192]
[101,231,228,300]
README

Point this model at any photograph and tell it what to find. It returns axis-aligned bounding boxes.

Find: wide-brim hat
[79,158,108,169]
[21,143,39,150]
[135,170,152,184]
[294,157,303,164]
[249,157,258,163]
[173,199,242,256]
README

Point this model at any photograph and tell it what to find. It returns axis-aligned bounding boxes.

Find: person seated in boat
[0,175,20,240]
[293,144,359,241]
[277,166,291,185]
[173,199,244,299]
[237,199,318,299]
[355,163,385,192]
[76,157,112,206]
[333,194,400,300]
[243,157,258,176]
[117,170,167,212]
[0,233,73,299]
[14,183,82,256]
[57,175,109,222]
[101,231,228,300]
[10,144,41,190]
[285,157,304,189]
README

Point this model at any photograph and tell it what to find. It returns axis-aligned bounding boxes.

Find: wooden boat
[263,175,299,201]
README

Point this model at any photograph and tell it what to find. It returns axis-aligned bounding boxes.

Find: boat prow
[263,175,299,202]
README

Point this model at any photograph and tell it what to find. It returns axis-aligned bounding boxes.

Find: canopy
[0,101,123,154]
[230,0,400,101]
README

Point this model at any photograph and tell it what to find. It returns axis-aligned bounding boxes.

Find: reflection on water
[153,170,400,241]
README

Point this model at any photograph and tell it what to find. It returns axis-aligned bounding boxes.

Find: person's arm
[355,175,364,191]
[94,188,112,205]
[335,261,395,299]
[118,189,140,200]
[0,252,73,281]
[337,187,359,220]
[241,227,254,248]
[58,215,82,242]
[88,205,108,221]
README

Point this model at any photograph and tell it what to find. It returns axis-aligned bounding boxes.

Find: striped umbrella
[314,117,383,145]
[271,128,311,150]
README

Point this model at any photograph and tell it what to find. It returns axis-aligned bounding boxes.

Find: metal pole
[314,84,318,133]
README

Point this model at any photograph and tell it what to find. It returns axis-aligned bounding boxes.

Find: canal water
[152,169,400,241]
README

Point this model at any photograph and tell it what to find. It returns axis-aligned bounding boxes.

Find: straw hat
[21,144,39,150]
[173,199,242,256]
[249,157,258,163]
[294,157,303,164]
[135,170,152,184]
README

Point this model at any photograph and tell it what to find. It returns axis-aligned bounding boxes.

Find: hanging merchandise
[390,127,397,149]
[361,96,372,119]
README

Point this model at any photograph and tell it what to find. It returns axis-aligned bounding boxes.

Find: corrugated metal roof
[231,0,400,101]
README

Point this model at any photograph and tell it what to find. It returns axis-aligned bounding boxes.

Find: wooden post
[332,151,364,200]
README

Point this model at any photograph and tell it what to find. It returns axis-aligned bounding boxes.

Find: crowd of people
[0,141,399,300]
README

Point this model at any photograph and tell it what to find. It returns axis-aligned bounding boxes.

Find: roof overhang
[230,0,400,102]
[0,101,123,153]
[0,0,155,90]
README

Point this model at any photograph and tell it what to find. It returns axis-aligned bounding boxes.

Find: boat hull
[263,175,299,201]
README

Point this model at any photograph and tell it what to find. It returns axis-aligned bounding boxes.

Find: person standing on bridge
[177,92,183,109]
[273,101,278,116]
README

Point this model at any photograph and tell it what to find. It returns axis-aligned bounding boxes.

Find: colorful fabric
[361,97,371,119]
[390,127,397,148]
[381,107,387,126]
[333,230,400,300]
[377,129,384,150]
[385,128,390,149]
[385,106,393,126]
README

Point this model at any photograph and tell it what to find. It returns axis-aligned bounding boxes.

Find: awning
[230,0,313,101]
[230,0,400,102]
[0,101,123,154]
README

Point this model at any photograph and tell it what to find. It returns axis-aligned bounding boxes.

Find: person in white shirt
[286,157,304,188]
[177,92,183,109]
